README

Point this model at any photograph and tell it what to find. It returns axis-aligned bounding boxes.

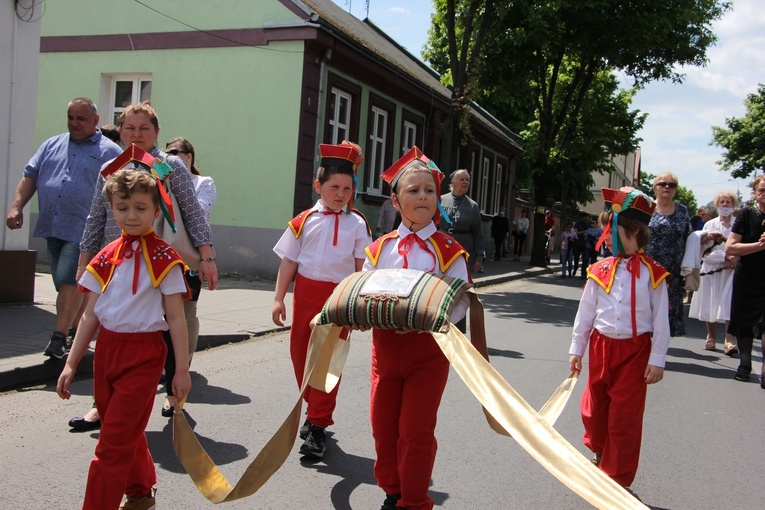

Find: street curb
[0,266,558,392]
[0,351,94,392]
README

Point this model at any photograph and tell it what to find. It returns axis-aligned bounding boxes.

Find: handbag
[153,179,201,270]
[683,267,700,292]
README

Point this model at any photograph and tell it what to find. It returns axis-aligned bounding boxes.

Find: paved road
[1,274,763,509]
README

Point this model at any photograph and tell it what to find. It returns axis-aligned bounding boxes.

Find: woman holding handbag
[689,191,739,354]
[68,102,217,431]
[160,137,217,416]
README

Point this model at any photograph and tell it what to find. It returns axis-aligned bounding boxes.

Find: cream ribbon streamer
[172,323,347,503]
[173,295,646,508]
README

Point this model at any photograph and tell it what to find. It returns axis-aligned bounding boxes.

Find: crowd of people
[6,97,764,510]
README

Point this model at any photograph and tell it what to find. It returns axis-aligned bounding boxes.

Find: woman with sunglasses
[646,172,722,337]
[161,137,217,416]
[68,104,218,431]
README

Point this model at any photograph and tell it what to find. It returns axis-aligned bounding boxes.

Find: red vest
[288,208,372,238]
[365,230,468,274]
[83,229,189,298]
[587,251,670,294]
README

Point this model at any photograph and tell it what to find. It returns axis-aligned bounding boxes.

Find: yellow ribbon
[173,293,646,509]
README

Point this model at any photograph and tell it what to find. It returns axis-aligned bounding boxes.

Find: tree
[426,0,729,266]
[711,83,765,179]
[424,0,498,170]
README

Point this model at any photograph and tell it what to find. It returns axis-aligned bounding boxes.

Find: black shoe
[161,403,175,417]
[299,419,311,440]
[591,452,602,467]
[65,327,76,352]
[734,366,751,382]
[380,493,401,510]
[299,424,326,458]
[761,376,765,389]
[68,417,101,431]
[44,332,67,359]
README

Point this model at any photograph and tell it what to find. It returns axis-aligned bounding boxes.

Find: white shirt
[514,216,529,234]
[569,257,671,367]
[273,200,371,283]
[363,222,470,322]
[192,175,217,220]
[79,240,188,332]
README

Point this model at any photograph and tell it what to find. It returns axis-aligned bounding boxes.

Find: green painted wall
[41,0,298,37]
[36,41,305,229]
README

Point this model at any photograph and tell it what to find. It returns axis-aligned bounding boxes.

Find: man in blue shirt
[5,97,121,359]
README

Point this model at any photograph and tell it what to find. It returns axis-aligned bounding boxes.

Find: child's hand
[569,355,582,373]
[272,299,286,326]
[644,365,664,384]
[172,370,192,403]
[57,365,75,399]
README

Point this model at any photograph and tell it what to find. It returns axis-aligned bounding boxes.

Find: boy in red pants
[58,169,191,510]
[272,141,371,458]
[569,187,670,493]
[364,147,470,510]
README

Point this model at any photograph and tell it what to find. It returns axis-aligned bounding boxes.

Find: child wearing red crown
[57,169,190,510]
[568,187,670,495]
[363,148,470,510]
[272,141,372,459]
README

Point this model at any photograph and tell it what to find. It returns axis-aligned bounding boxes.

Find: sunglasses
[166,148,188,156]
[655,181,677,189]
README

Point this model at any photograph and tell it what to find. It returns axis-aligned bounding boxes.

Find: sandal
[724,342,739,356]
[704,337,716,351]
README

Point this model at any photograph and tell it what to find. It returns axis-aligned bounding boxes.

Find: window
[402,121,417,152]
[105,74,152,124]
[367,106,388,193]
[328,87,352,144]
[366,95,395,195]
[493,163,504,214]
[480,157,490,214]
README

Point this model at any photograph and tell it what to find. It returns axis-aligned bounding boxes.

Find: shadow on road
[300,432,450,509]
[479,291,581,327]
[147,411,249,474]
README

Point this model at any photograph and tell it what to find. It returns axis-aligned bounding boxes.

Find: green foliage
[426,0,727,264]
[711,83,765,179]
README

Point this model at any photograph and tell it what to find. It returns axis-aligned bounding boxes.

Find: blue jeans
[561,248,573,276]
[46,237,80,291]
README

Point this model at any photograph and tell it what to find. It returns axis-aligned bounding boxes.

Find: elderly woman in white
[687,191,739,355]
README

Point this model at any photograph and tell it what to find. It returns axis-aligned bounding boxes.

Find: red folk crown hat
[381,146,449,225]
[380,146,444,191]
[319,141,364,172]
[602,186,656,224]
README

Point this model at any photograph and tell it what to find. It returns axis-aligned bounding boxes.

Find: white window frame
[480,157,490,214]
[367,106,388,194]
[101,74,152,125]
[493,163,504,214]
[402,120,417,152]
[328,87,352,144]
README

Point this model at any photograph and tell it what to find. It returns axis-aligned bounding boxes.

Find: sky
[331,0,765,206]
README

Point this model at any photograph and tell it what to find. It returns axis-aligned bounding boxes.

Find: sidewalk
[0,256,559,391]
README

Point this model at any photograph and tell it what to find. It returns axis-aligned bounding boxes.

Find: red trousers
[370,329,449,510]
[581,330,651,487]
[83,328,166,510]
[290,273,347,428]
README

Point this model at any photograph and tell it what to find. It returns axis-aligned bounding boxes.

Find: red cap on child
[319,141,364,172]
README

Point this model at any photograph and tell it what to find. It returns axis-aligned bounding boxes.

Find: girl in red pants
[364,148,469,510]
